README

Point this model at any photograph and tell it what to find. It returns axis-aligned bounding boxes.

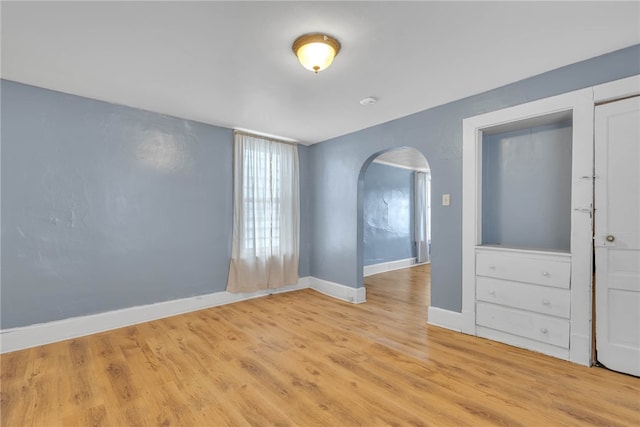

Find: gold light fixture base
[292,33,341,74]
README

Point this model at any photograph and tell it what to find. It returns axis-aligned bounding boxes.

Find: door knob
[606,235,615,242]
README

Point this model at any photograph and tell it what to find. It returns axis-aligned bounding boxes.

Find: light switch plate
[442,194,450,206]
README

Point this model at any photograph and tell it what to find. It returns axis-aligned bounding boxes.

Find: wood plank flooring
[1,264,639,426]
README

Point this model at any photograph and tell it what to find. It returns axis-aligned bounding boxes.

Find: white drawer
[476,251,570,288]
[476,277,570,318]
[476,326,569,360]
[476,302,570,348]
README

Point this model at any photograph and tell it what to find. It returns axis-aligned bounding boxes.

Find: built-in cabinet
[475,247,571,360]
[462,87,595,365]
[462,76,639,368]
[470,109,576,360]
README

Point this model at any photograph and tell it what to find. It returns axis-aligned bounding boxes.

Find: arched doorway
[357,147,431,310]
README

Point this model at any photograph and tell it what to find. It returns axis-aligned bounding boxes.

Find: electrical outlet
[442,194,450,206]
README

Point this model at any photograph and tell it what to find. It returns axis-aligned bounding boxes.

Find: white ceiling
[2,1,638,145]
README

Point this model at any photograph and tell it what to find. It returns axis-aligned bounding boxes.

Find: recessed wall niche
[462,86,605,366]
[480,111,573,252]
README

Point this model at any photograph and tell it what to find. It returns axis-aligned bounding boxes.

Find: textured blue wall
[482,121,572,251]
[309,45,640,312]
[298,144,312,277]
[2,46,638,326]
[363,163,415,266]
[0,80,311,328]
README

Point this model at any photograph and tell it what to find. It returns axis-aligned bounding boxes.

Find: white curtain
[227,132,299,293]
[414,171,431,263]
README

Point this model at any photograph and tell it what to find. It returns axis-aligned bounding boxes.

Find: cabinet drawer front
[476,326,570,360]
[476,252,570,288]
[476,277,570,318]
[476,302,570,348]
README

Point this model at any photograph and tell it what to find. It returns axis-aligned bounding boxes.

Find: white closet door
[595,96,640,377]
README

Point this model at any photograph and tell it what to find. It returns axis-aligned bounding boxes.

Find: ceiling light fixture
[292,33,341,74]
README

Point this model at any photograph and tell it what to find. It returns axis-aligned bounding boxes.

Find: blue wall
[0,80,311,328]
[363,163,415,266]
[298,144,312,277]
[482,121,572,251]
[309,45,640,312]
[2,45,639,327]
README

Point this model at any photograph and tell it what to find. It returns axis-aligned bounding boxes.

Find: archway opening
[357,147,431,312]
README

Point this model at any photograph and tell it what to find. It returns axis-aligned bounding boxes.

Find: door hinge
[574,203,594,218]
[579,175,600,181]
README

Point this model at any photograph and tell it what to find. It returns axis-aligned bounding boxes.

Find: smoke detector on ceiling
[359,96,378,106]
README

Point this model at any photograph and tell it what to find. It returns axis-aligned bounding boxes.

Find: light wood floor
[1,264,639,426]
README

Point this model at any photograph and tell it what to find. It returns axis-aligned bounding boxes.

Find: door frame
[461,75,640,366]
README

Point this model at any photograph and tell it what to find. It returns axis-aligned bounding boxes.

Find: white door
[595,96,640,377]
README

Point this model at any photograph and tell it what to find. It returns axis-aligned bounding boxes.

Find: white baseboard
[569,333,592,367]
[461,311,477,335]
[310,277,366,304]
[363,257,418,277]
[427,306,462,332]
[0,275,369,353]
[0,277,311,354]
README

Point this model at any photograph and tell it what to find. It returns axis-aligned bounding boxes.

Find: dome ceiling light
[292,33,341,74]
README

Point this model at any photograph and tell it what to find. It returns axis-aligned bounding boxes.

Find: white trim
[461,75,640,366]
[427,307,462,332]
[0,278,310,354]
[363,257,418,277]
[462,87,595,359]
[1,275,368,353]
[568,90,596,365]
[593,75,640,104]
[309,277,367,304]
[0,276,368,353]
[372,159,430,173]
[569,333,591,366]
[233,128,299,144]
[460,310,476,335]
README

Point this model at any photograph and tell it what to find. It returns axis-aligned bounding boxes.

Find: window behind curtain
[242,143,281,255]
[227,132,299,293]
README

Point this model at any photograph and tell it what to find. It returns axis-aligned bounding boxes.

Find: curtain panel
[414,171,430,263]
[227,132,300,293]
